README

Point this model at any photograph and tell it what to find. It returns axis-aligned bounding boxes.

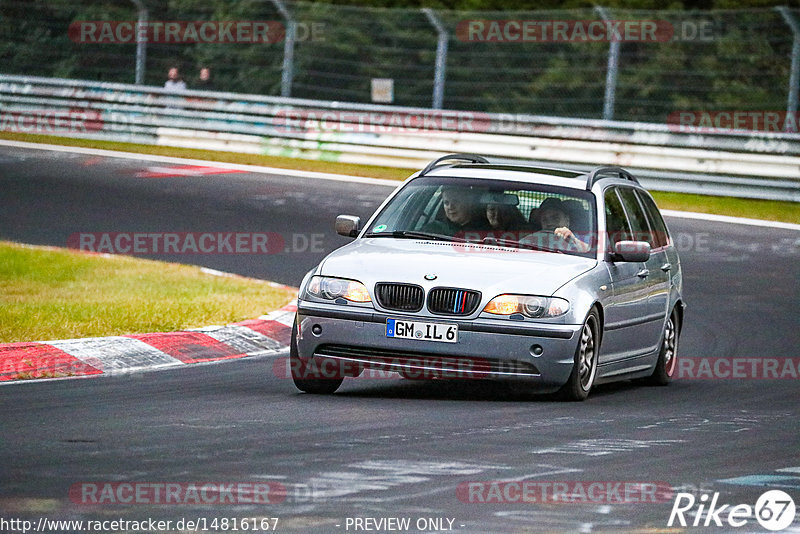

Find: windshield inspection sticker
[372,224,387,233]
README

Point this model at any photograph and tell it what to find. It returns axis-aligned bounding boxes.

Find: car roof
[419,162,641,192]
[422,163,588,190]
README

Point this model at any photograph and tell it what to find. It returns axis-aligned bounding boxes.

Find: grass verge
[0,241,295,343]
[1,131,798,224]
[650,191,798,224]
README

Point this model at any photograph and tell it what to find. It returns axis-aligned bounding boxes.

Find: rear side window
[604,188,631,249]
[635,190,670,248]
[617,187,654,246]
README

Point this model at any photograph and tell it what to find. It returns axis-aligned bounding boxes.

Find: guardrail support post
[270,0,295,98]
[422,8,448,109]
[778,7,800,132]
[595,6,619,121]
[131,0,147,85]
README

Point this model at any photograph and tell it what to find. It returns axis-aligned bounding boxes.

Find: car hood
[318,238,597,297]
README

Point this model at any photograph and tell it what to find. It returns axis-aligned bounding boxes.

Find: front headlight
[305,276,372,303]
[483,294,569,318]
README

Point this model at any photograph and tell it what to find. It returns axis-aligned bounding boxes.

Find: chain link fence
[1,0,799,124]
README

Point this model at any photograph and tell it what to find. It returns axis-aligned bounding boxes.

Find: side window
[604,188,632,249]
[617,187,654,246]
[635,190,670,248]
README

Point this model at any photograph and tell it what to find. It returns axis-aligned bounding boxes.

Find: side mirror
[613,241,651,262]
[335,215,361,238]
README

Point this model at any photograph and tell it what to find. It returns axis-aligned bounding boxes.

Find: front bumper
[295,302,582,389]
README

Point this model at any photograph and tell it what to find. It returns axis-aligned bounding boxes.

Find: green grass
[650,191,799,224]
[2,131,798,224]
[0,241,295,343]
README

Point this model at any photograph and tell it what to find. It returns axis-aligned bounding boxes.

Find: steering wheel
[524,229,571,250]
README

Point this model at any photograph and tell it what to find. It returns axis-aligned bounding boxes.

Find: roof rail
[585,166,639,190]
[419,153,489,176]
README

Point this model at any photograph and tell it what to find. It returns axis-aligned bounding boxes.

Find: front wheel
[647,309,679,386]
[558,309,600,401]
[290,319,343,394]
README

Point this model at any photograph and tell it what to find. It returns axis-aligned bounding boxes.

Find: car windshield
[364,176,597,258]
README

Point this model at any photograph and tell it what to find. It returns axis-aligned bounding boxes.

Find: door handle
[637,269,649,278]
[661,263,672,272]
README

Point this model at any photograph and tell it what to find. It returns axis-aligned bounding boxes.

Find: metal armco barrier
[1,74,799,201]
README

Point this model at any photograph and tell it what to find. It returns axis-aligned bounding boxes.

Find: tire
[558,309,600,401]
[290,319,343,394]
[647,309,679,386]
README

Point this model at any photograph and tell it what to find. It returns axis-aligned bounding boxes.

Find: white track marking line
[1,139,797,230]
[661,209,800,231]
[0,139,401,186]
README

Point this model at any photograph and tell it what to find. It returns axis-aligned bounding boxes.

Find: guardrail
[1,74,799,201]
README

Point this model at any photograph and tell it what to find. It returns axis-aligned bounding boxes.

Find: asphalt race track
[1,144,799,533]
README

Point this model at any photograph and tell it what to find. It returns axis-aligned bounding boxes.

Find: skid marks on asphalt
[635,413,777,433]
[272,459,577,504]
[531,438,684,457]
[135,165,247,178]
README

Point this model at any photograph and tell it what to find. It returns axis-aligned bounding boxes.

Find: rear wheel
[290,319,343,394]
[558,309,600,401]
[647,309,679,386]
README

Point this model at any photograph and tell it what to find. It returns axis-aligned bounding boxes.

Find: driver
[533,198,590,253]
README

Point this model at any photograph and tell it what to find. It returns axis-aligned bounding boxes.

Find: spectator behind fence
[164,67,187,92]
[196,67,214,91]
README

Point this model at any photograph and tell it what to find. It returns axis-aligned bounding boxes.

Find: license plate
[386,318,458,343]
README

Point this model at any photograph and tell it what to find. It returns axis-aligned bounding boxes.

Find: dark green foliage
[0,0,796,122]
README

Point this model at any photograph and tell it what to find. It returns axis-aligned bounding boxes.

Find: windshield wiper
[364,230,467,243]
[482,236,564,254]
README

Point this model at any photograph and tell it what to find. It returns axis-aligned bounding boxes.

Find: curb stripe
[128,331,244,364]
[0,303,298,384]
[193,324,285,354]
[234,320,292,346]
[49,337,184,373]
[0,343,103,381]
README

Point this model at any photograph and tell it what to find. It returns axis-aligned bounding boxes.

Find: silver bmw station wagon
[291,154,685,400]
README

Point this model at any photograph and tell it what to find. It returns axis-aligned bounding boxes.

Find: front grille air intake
[428,287,481,316]
[375,283,424,312]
